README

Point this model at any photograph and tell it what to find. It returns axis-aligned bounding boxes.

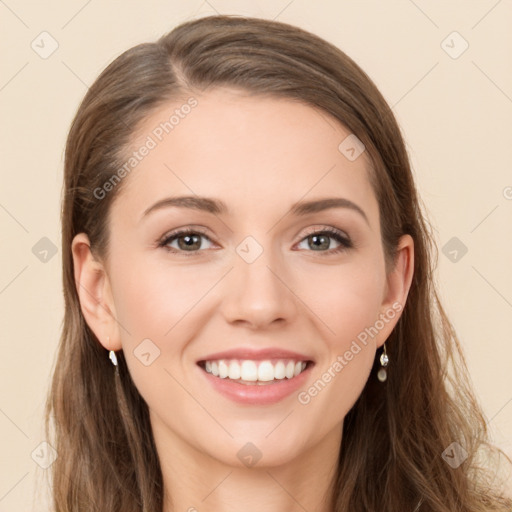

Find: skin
[72,87,414,512]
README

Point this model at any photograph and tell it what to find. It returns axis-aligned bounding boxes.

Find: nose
[220,242,298,330]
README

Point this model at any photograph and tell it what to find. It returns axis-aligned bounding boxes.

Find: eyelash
[157,226,353,257]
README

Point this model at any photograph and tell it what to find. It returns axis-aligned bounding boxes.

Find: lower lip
[197,363,314,405]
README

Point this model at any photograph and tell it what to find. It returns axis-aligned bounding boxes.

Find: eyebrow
[141,195,369,225]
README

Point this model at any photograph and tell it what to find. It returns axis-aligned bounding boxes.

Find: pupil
[180,234,200,250]
[311,234,328,250]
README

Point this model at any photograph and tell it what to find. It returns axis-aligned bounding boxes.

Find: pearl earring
[107,336,119,374]
[377,343,389,382]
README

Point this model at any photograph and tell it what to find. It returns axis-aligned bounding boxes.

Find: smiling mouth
[197,358,314,385]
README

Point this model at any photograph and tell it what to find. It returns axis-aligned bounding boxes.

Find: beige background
[1,0,511,509]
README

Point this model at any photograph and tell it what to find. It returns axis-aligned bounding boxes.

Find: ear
[375,234,415,348]
[71,233,122,352]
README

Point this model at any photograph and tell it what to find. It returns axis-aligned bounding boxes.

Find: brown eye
[159,229,214,255]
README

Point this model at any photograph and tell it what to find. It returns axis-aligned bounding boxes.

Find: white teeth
[228,361,241,380]
[240,360,258,381]
[218,360,229,378]
[202,358,309,381]
[257,361,275,382]
[274,361,285,379]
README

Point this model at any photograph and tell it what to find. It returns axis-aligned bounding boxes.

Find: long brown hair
[44,14,512,511]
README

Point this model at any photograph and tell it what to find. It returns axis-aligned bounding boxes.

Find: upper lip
[197,347,314,363]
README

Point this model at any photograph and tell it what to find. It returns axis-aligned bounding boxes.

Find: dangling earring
[377,343,389,382]
[107,336,119,375]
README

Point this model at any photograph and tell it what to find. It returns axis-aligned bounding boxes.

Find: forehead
[113,88,378,228]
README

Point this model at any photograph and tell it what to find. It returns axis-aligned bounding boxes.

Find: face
[73,87,413,470]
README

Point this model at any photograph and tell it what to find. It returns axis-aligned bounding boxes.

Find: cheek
[296,257,385,347]
[109,256,213,408]
[112,255,214,342]
[293,260,384,411]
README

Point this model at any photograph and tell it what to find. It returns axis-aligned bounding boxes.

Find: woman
[44,14,511,512]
